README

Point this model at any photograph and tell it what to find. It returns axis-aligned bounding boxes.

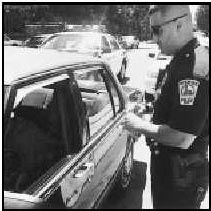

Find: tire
[117,136,134,190]
[118,62,127,83]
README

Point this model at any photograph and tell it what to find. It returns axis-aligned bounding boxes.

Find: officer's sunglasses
[151,13,188,36]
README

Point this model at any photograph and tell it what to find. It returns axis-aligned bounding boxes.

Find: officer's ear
[176,20,182,32]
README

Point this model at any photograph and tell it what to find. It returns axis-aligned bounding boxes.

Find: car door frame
[4,62,128,209]
[70,63,128,208]
[33,63,128,208]
[4,66,95,206]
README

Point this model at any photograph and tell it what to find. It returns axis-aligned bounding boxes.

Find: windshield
[42,34,100,51]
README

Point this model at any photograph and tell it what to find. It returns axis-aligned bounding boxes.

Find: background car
[4,34,23,46]
[194,31,209,48]
[24,34,53,48]
[40,32,128,82]
[138,40,161,58]
[4,46,135,209]
[121,36,139,49]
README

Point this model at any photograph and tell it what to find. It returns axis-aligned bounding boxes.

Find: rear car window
[4,78,68,193]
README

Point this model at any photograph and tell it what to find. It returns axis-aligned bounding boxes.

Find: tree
[105,5,150,40]
[4,4,151,40]
[4,5,51,37]
[196,5,209,33]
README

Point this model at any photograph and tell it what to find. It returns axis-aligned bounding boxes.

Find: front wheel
[117,136,134,190]
[117,62,127,83]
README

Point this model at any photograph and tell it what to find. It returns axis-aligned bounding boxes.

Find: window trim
[103,66,124,113]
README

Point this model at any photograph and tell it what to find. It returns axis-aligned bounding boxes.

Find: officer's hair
[148,5,192,23]
[148,5,171,17]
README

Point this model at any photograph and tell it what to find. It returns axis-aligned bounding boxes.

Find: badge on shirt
[178,80,200,105]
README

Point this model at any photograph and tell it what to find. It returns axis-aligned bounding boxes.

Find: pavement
[101,136,150,209]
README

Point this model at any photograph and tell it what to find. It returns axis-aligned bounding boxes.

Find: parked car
[121,36,139,49]
[4,34,23,46]
[194,31,209,48]
[24,34,53,48]
[40,32,128,82]
[138,40,161,58]
[4,46,135,209]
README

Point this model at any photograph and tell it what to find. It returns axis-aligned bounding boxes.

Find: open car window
[74,68,114,138]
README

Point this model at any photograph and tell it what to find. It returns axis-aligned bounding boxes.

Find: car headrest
[20,89,54,109]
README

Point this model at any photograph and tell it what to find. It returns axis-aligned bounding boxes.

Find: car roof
[32,34,53,38]
[54,31,111,37]
[4,46,102,85]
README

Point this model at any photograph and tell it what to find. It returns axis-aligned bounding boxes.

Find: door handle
[73,162,94,178]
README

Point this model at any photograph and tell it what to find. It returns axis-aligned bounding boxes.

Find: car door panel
[60,152,94,208]
[73,67,127,208]
[47,66,127,209]
[74,115,127,209]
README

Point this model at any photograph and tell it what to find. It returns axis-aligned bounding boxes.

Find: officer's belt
[155,143,207,158]
[155,143,188,155]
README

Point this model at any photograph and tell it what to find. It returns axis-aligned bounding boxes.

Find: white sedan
[41,32,128,82]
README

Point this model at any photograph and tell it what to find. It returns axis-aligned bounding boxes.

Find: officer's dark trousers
[151,151,209,209]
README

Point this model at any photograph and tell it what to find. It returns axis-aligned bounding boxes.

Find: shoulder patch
[194,46,209,80]
[178,80,200,105]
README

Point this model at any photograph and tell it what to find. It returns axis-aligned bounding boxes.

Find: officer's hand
[121,112,143,135]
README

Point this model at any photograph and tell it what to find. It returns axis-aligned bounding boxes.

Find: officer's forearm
[137,121,195,149]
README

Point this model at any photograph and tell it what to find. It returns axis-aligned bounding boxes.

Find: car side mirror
[149,53,155,58]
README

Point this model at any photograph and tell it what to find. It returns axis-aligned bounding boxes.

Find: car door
[4,66,127,209]
[4,73,86,208]
[28,66,120,209]
[67,66,128,208]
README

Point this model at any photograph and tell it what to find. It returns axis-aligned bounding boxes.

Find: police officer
[122,5,209,209]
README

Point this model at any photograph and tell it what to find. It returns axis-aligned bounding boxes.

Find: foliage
[196,5,209,33]
[4,4,151,40]
[105,5,151,40]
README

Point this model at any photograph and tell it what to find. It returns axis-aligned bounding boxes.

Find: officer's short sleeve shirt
[153,39,209,137]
